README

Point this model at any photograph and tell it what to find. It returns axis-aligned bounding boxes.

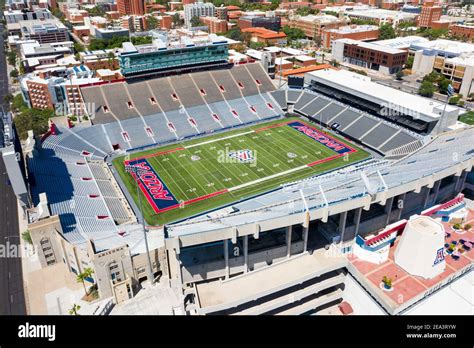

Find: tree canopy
[378,24,396,40]
[13,108,54,140]
[282,25,305,42]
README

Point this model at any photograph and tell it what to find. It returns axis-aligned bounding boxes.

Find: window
[109,261,123,283]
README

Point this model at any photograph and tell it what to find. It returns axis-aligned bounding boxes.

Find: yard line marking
[184,130,255,149]
[228,165,308,192]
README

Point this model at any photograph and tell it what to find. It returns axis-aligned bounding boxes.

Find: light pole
[125,163,155,286]
[278,39,287,88]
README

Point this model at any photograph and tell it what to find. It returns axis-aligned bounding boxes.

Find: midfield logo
[228,149,255,163]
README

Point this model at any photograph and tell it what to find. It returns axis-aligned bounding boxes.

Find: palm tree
[76,267,95,296]
[76,272,88,296]
[69,304,81,315]
[83,267,95,285]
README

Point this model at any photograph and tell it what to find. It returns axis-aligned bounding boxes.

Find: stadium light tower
[125,163,155,286]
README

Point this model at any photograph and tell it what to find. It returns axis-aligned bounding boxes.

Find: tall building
[290,15,347,40]
[200,16,228,34]
[117,0,145,16]
[184,1,215,28]
[238,16,281,32]
[417,3,442,28]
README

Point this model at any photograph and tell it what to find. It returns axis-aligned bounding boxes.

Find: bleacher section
[290,89,424,155]
[28,154,134,247]
[27,63,282,249]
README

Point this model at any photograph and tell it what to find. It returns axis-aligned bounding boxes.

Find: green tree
[418,80,436,97]
[74,41,84,53]
[12,94,27,112]
[172,12,182,28]
[405,56,414,69]
[282,25,305,42]
[13,108,53,140]
[395,71,404,80]
[86,6,105,17]
[22,230,32,245]
[147,15,159,30]
[3,94,12,104]
[7,51,17,66]
[76,272,88,296]
[249,41,266,50]
[224,27,244,41]
[448,95,461,105]
[378,24,396,40]
[438,78,451,95]
[10,69,18,78]
[68,304,81,315]
[190,15,202,28]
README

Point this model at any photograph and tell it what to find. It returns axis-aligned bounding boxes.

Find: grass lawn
[459,111,474,125]
[113,117,370,225]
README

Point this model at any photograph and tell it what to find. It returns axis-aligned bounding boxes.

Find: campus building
[3,8,52,23]
[18,19,69,44]
[238,15,282,32]
[332,38,408,74]
[290,15,348,40]
[450,23,474,41]
[200,16,228,34]
[321,25,379,49]
[345,8,417,25]
[417,3,442,28]
[118,34,231,78]
[242,27,287,45]
[184,1,215,28]
[117,0,145,16]
[411,39,474,96]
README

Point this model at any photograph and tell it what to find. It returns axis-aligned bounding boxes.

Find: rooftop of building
[241,27,286,39]
[373,35,430,49]
[348,197,474,315]
[324,24,379,34]
[335,38,406,55]
[21,41,73,55]
[348,8,418,19]
[445,53,474,67]
[307,69,459,120]
[121,34,232,55]
[18,18,67,33]
[293,14,342,24]
[409,39,474,55]
[281,64,334,77]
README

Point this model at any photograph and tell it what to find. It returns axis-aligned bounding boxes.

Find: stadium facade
[118,34,231,79]
[16,63,474,313]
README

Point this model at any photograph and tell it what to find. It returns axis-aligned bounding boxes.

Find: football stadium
[21,62,473,315]
[114,117,369,225]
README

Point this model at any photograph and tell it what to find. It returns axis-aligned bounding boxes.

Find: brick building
[200,16,228,34]
[290,15,347,40]
[332,38,408,74]
[322,24,379,49]
[450,24,474,41]
[117,0,145,16]
[417,3,442,28]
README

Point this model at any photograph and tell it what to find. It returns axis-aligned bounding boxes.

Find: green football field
[113,117,370,225]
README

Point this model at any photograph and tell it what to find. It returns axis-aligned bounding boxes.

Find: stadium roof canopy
[306,69,460,123]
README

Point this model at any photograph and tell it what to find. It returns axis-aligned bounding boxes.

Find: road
[0,23,27,315]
